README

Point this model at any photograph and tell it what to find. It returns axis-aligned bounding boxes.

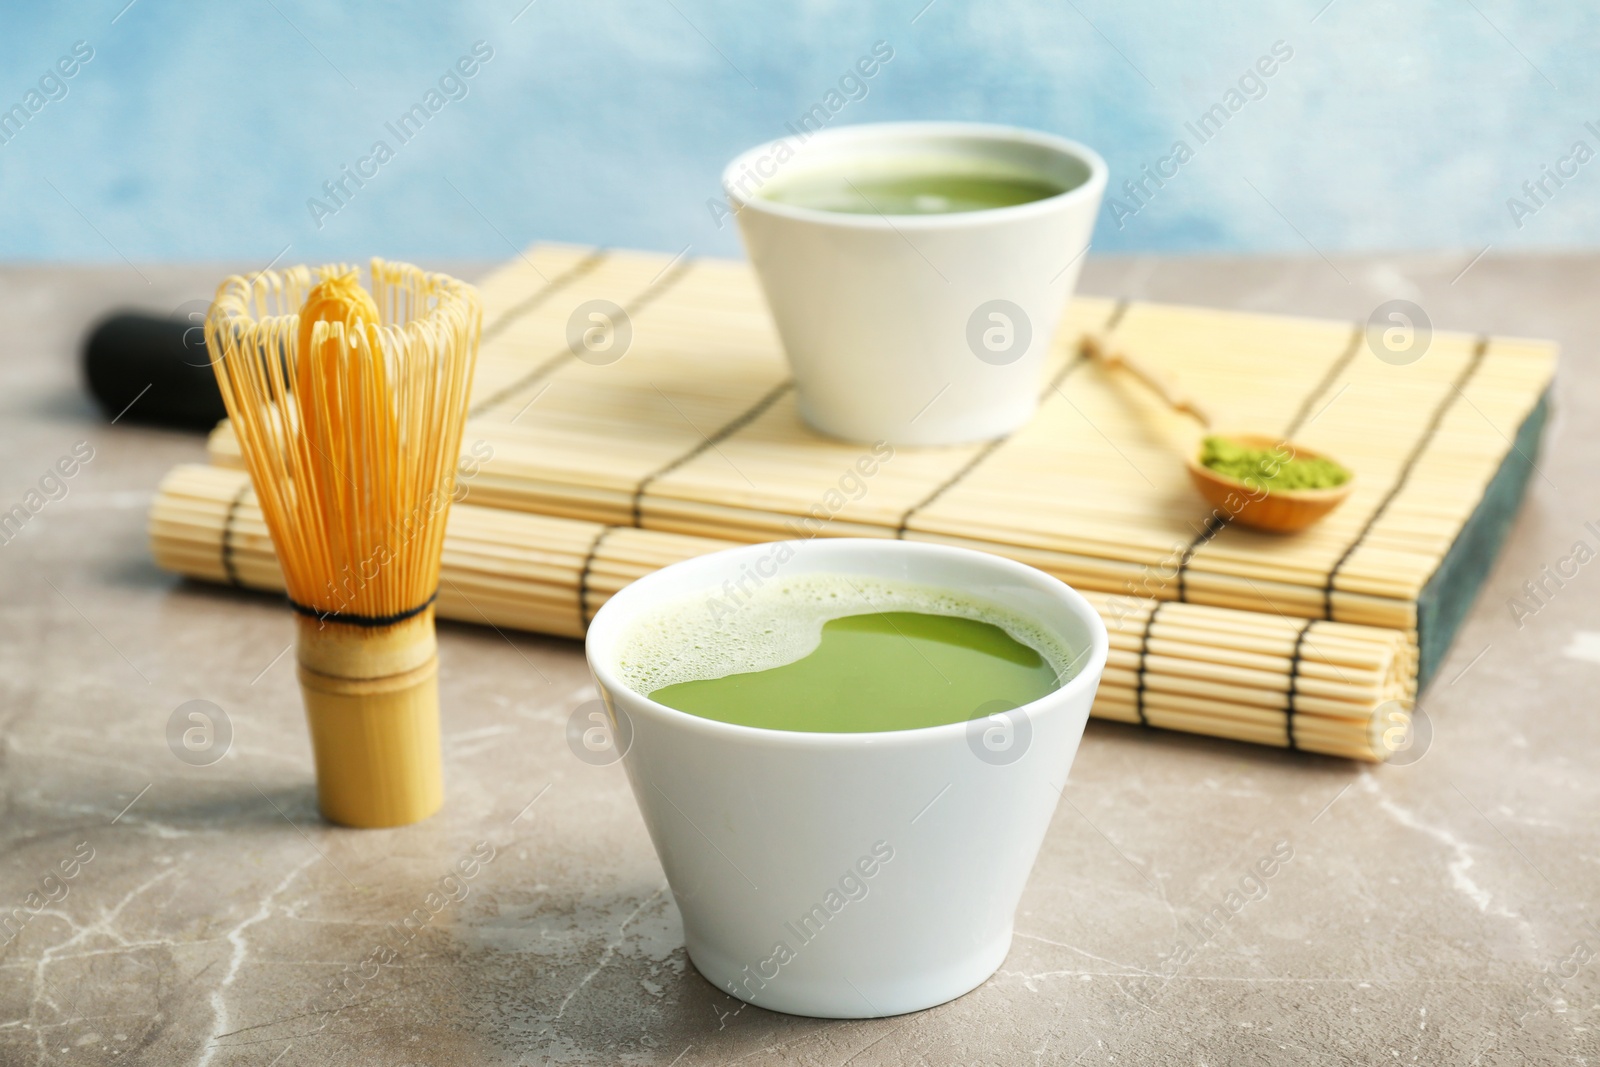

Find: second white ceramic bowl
[724,122,1107,446]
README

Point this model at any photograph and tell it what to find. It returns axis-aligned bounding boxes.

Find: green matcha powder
[1199,435,1351,492]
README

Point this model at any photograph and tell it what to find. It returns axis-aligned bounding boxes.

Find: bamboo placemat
[151,463,1414,761]
[206,243,1556,679]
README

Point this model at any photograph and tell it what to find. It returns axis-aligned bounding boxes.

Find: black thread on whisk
[288,590,438,628]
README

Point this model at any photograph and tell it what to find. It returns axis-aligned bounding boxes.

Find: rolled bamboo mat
[204,245,1557,680]
[152,463,1414,761]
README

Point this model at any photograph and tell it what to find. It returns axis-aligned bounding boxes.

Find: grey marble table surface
[1,254,1596,1066]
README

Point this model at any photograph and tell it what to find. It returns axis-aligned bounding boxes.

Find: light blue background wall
[2,1,1597,262]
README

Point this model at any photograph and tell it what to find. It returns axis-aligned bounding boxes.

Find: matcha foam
[614,571,1076,696]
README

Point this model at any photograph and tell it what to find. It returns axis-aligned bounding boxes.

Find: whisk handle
[296,611,444,828]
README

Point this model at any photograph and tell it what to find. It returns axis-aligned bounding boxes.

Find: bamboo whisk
[205,260,481,827]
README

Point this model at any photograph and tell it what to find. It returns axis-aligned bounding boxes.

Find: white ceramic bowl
[723,122,1107,446]
[585,539,1109,1018]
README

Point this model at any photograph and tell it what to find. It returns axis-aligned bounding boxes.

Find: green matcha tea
[759,160,1066,216]
[617,575,1073,733]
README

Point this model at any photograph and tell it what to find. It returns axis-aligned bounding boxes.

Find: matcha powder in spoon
[1199,435,1351,492]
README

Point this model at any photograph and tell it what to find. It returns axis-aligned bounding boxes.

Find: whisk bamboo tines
[205,260,481,828]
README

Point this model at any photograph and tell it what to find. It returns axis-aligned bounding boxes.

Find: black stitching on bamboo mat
[576,525,617,630]
[1278,325,1354,738]
[1284,324,1364,437]
[469,253,694,419]
[895,300,1131,538]
[1285,618,1314,750]
[480,247,608,347]
[630,379,796,528]
[893,428,1025,539]
[1134,600,1168,726]
[1321,335,1491,620]
[220,479,251,587]
[1174,322,1366,603]
[1174,515,1226,603]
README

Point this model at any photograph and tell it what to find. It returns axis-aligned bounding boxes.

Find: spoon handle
[1084,333,1213,430]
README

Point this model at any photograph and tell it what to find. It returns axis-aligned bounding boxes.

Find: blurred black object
[82,311,227,430]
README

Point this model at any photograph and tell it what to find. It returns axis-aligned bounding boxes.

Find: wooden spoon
[1082,334,1353,534]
